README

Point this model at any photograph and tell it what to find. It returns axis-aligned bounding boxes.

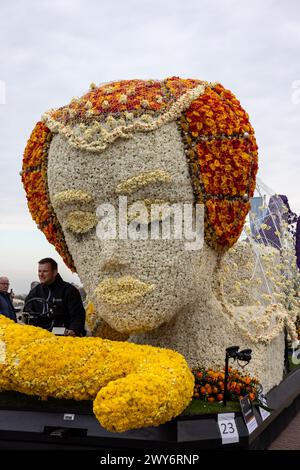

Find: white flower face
[48,122,213,333]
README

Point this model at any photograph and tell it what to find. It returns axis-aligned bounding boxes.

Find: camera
[225,346,240,357]
[22,297,57,330]
[225,346,252,363]
[237,348,252,362]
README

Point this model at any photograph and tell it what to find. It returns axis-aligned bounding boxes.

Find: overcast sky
[0,0,300,293]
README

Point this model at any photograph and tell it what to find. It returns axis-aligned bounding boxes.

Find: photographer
[24,258,86,336]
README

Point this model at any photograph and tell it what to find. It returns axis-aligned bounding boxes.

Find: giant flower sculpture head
[22,77,258,334]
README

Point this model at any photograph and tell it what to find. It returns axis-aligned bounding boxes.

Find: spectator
[24,258,86,336]
[0,276,17,322]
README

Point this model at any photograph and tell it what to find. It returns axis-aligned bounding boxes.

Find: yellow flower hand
[0,316,194,432]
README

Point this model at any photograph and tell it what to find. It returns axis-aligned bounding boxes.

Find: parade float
[1,78,299,450]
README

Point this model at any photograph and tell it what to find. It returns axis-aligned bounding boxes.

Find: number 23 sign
[217,413,239,445]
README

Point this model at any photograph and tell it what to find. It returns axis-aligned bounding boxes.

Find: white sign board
[217,413,239,445]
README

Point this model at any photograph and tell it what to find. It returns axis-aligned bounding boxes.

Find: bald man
[0,276,17,321]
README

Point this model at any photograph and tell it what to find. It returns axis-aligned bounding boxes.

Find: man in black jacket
[0,276,17,322]
[24,258,86,336]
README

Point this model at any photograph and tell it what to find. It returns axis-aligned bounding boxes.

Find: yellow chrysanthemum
[0,317,194,432]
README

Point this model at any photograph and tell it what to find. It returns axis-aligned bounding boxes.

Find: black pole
[284,327,290,374]
[223,352,229,407]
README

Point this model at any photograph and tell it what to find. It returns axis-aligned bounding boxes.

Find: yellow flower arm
[0,317,194,432]
[94,353,194,432]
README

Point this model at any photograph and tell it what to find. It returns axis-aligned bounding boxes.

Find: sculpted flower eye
[66,211,97,234]
[52,189,94,208]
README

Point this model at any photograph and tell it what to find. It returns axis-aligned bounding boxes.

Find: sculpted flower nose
[100,258,129,273]
[98,239,130,274]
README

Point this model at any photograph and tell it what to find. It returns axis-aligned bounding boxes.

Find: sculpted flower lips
[94,276,155,305]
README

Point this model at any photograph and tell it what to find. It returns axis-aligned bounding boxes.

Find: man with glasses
[0,276,17,321]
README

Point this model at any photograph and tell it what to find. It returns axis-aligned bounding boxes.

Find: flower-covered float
[5,77,297,432]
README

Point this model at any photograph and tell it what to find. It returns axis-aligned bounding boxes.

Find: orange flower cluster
[21,122,75,270]
[49,77,206,127]
[197,139,257,197]
[205,200,250,248]
[185,84,253,136]
[165,77,203,99]
[181,83,258,250]
[51,79,168,123]
[193,367,259,403]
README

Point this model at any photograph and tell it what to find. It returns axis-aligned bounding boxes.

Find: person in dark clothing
[0,276,17,322]
[24,258,86,336]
